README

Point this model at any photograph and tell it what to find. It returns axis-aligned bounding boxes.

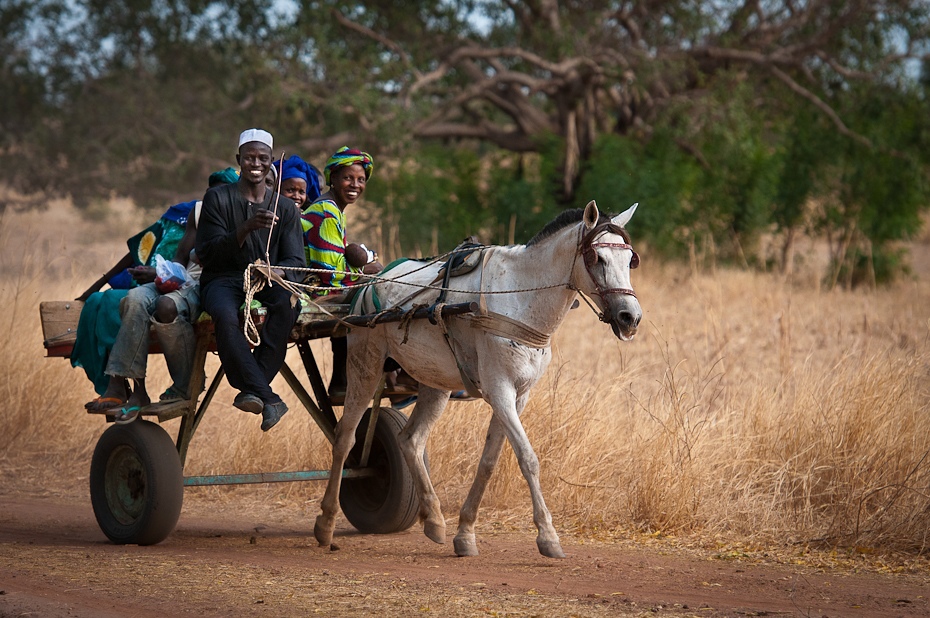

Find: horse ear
[583,200,599,230]
[611,202,638,228]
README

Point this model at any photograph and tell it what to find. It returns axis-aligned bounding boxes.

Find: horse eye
[630,252,640,269]
[584,251,598,268]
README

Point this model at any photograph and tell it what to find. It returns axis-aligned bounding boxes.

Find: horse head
[577,200,643,341]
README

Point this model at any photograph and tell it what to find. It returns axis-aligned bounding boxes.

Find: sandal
[112,405,142,425]
[86,378,133,412]
[159,386,187,404]
[85,396,128,412]
[388,394,417,409]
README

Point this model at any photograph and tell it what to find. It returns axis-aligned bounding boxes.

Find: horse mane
[526,208,627,246]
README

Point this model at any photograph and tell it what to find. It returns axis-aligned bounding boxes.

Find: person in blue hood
[273,155,322,211]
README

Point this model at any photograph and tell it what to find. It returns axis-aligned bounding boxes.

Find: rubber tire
[340,407,420,534]
[89,420,183,545]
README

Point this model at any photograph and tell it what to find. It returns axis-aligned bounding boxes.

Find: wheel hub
[105,445,147,525]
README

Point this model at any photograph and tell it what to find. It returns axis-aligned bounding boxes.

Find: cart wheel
[340,407,420,534]
[89,420,183,545]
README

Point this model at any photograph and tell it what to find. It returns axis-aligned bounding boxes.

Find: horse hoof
[424,520,446,544]
[453,534,479,557]
[536,539,566,559]
[314,515,334,547]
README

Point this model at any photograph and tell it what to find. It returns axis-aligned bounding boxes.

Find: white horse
[314,200,642,558]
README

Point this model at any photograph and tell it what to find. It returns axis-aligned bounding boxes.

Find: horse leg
[397,386,450,545]
[486,386,565,559]
[314,339,384,547]
[453,414,506,557]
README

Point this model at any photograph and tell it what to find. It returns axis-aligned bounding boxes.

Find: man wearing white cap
[195,128,305,431]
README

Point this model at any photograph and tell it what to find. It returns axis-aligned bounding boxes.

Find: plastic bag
[154,254,193,294]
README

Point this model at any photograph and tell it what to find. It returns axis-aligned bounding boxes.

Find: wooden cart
[39,298,476,545]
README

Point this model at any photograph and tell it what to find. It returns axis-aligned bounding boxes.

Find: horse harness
[426,241,553,398]
[425,223,639,397]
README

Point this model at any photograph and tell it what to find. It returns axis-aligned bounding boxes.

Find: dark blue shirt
[195,183,305,284]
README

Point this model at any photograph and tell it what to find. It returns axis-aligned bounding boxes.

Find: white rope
[250,263,572,296]
[239,236,587,345]
[242,260,305,346]
[239,261,571,346]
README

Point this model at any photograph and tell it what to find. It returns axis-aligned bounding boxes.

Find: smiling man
[195,128,305,431]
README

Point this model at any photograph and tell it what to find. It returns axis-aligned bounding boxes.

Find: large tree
[0,0,321,207]
[3,0,929,282]
[5,0,928,207]
[316,0,930,199]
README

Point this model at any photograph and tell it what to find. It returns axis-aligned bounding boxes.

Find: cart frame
[40,297,477,544]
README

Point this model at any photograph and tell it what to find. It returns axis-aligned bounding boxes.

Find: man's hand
[237,209,279,246]
[245,209,278,232]
[128,265,156,284]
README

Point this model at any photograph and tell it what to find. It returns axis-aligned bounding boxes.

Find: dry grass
[2,198,929,557]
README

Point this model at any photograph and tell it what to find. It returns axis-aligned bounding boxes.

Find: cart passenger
[196,128,305,432]
[273,154,322,212]
[78,168,240,415]
[301,147,386,400]
[302,147,381,293]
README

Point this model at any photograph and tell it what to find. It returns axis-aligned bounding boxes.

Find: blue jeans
[200,276,299,404]
[106,282,200,396]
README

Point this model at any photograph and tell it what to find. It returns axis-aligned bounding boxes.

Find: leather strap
[467,311,551,348]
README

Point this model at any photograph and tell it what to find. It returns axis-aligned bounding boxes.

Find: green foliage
[772,108,829,234]
[686,82,784,261]
[576,132,696,255]
[483,135,563,244]
[0,1,50,155]
[364,144,490,256]
[806,82,930,287]
[579,82,785,261]
[3,0,930,284]
[833,246,911,288]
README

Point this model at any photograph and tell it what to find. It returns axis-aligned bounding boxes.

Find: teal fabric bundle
[70,289,129,395]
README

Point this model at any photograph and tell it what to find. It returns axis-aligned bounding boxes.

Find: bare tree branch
[769,65,872,148]
[413,121,537,151]
[327,0,923,197]
[330,8,419,78]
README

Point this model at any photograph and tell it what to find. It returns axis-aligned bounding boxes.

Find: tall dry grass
[1,198,929,555]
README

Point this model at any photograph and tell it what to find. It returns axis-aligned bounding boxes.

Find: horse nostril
[618,311,634,326]
[633,314,641,328]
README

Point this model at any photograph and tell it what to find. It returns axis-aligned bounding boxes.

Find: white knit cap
[238,128,273,150]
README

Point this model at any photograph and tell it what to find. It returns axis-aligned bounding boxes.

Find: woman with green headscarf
[301,147,380,296]
[302,147,405,400]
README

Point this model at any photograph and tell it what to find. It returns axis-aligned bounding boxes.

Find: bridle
[564,220,640,324]
[578,221,639,299]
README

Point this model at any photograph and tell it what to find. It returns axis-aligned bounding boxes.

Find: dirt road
[1,494,927,617]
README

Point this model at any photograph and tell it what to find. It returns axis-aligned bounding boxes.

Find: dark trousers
[330,336,347,391]
[201,276,299,404]
[329,337,401,391]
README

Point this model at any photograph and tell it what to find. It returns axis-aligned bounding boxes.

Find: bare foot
[85,377,130,411]
[124,384,151,409]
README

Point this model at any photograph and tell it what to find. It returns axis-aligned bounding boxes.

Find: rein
[240,217,640,342]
